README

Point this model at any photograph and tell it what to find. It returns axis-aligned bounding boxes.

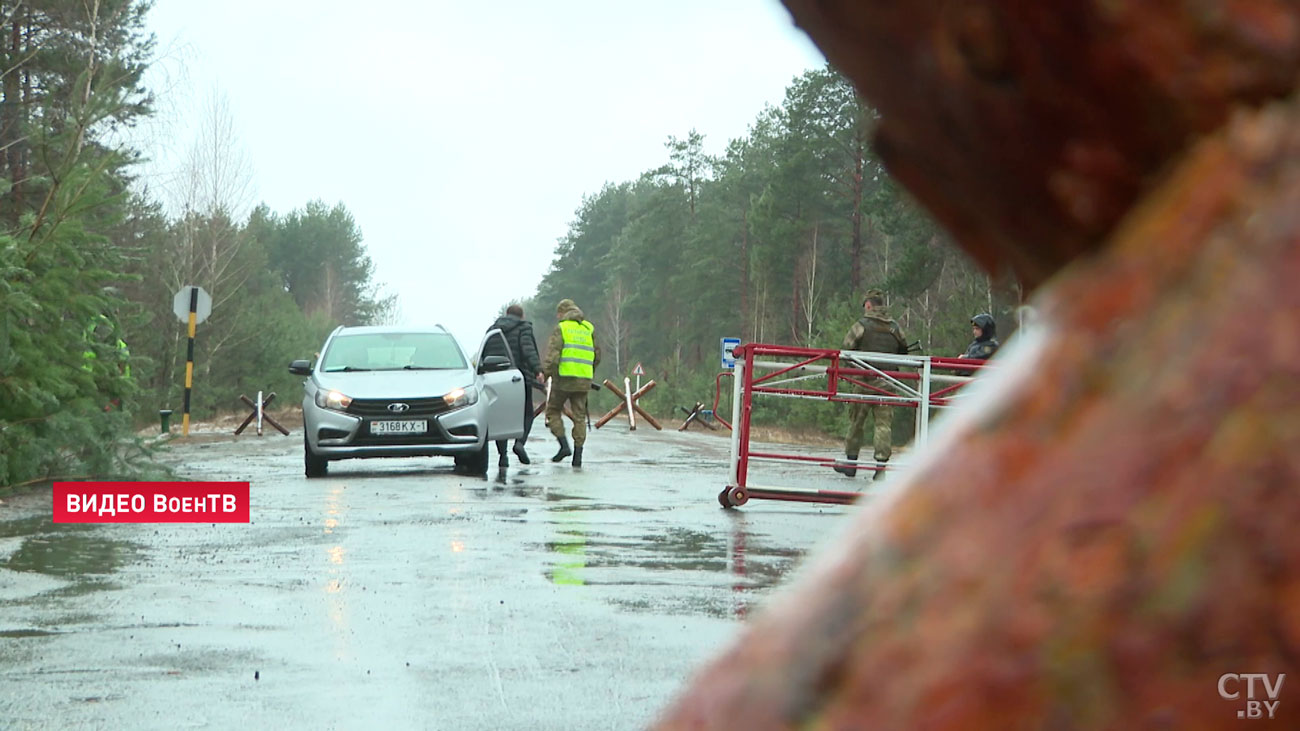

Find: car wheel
[304,433,328,478]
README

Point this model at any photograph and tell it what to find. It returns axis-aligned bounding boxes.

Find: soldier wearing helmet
[960,313,1000,360]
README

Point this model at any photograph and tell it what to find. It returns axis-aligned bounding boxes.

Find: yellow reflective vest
[557,320,595,379]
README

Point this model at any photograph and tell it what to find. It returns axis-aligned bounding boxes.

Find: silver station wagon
[289,325,525,477]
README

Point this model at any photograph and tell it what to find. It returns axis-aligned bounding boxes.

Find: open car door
[475,328,526,441]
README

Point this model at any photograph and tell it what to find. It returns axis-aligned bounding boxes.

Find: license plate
[370,420,427,435]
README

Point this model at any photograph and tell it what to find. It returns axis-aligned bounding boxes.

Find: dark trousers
[496,384,536,453]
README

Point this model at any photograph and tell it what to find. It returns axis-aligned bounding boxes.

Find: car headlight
[443,386,478,409]
[315,389,353,411]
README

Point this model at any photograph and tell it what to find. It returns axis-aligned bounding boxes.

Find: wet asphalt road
[0,423,867,730]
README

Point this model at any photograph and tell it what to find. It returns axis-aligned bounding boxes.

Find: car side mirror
[288,359,312,376]
[478,355,513,374]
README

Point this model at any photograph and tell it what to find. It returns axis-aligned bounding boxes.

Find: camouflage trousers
[546,388,589,447]
[845,402,892,462]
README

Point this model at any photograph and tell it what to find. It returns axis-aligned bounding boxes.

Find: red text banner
[53,482,250,523]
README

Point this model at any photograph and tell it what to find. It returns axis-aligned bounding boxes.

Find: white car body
[291,325,525,476]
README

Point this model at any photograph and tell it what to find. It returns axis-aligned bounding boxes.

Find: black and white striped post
[182,287,197,435]
[172,285,212,437]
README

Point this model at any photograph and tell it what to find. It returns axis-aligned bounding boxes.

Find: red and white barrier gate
[716,343,988,508]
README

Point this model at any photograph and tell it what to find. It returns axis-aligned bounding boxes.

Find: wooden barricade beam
[236,392,289,436]
[596,379,661,430]
[678,402,718,431]
[541,377,578,422]
[533,385,547,418]
[624,377,637,431]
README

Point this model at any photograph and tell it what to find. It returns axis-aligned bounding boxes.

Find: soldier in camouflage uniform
[834,289,909,481]
[543,299,601,467]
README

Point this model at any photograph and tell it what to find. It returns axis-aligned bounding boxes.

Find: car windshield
[320,332,467,372]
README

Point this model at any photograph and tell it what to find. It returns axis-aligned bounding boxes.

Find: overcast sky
[138,1,825,351]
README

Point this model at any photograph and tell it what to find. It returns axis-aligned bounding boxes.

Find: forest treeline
[526,66,1021,431]
[1,1,1019,487]
[0,1,389,487]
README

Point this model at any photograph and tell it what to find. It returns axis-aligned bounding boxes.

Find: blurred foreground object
[776,0,1300,290]
[656,1,1300,727]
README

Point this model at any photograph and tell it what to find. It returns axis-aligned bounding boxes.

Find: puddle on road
[546,502,658,513]
[542,527,801,580]
[539,516,806,619]
[0,516,137,584]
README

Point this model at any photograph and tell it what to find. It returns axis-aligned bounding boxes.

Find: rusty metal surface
[654,2,1300,727]
[776,0,1300,289]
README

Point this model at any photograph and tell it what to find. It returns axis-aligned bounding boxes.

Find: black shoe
[873,460,889,482]
[551,438,572,463]
[833,454,858,477]
[572,446,583,467]
[513,442,531,465]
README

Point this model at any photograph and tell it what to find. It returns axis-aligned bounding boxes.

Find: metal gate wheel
[717,487,749,508]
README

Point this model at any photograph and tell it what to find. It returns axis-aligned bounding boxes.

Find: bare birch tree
[158,89,257,383]
[797,223,821,344]
[602,276,630,374]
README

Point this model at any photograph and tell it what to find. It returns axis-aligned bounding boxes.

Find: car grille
[346,397,450,418]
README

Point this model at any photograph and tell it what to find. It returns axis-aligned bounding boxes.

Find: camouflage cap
[556,298,576,313]
[862,288,886,303]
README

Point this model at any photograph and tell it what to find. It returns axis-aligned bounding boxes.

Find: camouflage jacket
[963,338,1000,360]
[842,311,909,355]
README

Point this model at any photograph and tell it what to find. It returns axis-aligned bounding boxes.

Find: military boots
[551,437,572,463]
[833,453,859,477]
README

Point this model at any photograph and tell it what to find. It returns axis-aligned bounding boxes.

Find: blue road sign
[720,337,741,370]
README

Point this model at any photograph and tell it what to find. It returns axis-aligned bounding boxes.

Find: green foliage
[0,1,390,487]
[253,201,394,325]
[120,200,386,421]
[530,65,1019,431]
[0,0,153,487]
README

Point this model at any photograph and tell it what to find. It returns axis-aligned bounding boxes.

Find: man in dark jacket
[483,304,544,466]
[960,313,1000,360]
[834,289,910,481]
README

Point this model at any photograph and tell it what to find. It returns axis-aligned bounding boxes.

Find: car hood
[313,369,475,399]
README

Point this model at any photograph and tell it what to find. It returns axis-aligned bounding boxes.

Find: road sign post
[720,337,741,370]
[632,361,645,392]
[173,286,212,436]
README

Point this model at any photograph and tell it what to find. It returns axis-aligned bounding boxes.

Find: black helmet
[971,313,996,339]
